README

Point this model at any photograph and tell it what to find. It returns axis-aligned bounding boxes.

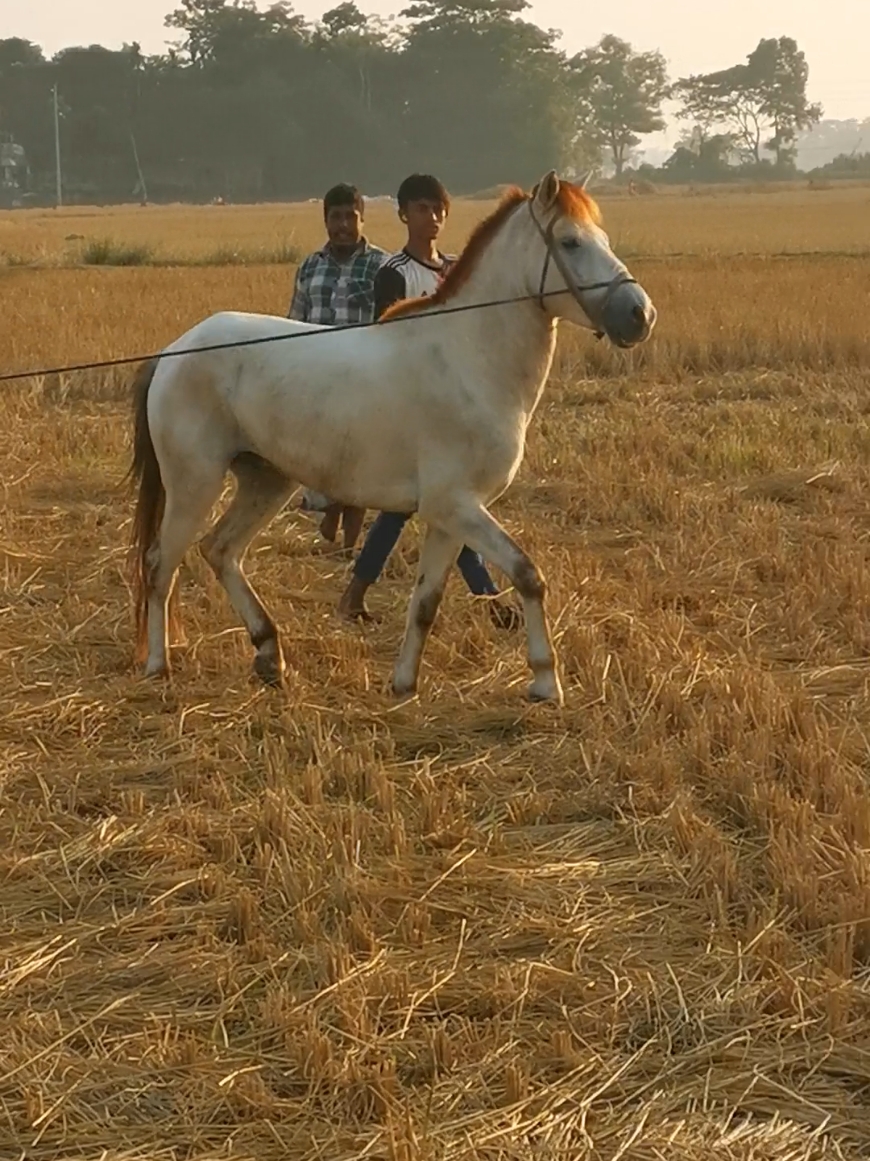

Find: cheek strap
[528,202,637,341]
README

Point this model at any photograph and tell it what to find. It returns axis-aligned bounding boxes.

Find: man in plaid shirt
[289,182,387,548]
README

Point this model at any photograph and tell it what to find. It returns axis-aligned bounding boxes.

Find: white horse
[127,171,656,704]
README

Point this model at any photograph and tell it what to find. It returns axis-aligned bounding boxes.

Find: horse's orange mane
[379,181,601,322]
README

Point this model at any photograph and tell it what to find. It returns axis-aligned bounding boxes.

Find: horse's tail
[125,357,178,661]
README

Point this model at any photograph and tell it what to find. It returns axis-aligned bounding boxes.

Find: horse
[126,170,656,705]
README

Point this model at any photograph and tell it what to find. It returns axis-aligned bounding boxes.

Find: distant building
[0,135,30,206]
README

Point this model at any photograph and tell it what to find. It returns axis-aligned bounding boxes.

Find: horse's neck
[445,216,557,419]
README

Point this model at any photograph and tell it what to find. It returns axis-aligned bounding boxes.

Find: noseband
[528,202,637,340]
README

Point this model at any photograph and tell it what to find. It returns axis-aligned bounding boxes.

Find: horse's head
[527,170,656,349]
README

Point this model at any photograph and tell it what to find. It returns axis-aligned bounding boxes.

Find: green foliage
[659,130,735,183]
[397,0,578,189]
[80,238,155,265]
[672,37,821,167]
[196,239,304,265]
[0,37,44,69]
[0,13,823,201]
[809,152,870,179]
[569,36,669,176]
[3,0,604,201]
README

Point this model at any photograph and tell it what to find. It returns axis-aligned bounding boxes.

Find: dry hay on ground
[1,188,870,1160]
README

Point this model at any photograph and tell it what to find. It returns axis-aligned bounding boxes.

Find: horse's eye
[561,238,581,251]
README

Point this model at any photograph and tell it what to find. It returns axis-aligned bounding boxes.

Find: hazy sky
[4,0,869,151]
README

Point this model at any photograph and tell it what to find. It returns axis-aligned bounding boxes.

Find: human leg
[338,510,411,621]
[456,546,522,632]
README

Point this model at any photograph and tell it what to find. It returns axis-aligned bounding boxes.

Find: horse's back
[145,306,495,507]
[149,310,326,409]
[168,310,327,355]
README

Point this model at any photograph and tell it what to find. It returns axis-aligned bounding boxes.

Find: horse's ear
[575,169,594,190]
[532,170,560,213]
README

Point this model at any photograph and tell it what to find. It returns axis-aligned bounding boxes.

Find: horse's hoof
[392,672,418,699]
[253,653,285,688]
[527,673,563,706]
[143,661,171,681]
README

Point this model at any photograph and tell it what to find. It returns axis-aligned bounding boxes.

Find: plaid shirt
[288,238,388,326]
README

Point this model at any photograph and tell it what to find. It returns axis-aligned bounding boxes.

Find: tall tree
[397,0,574,191]
[748,37,822,164]
[17,5,811,202]
[569,35,669,177]
[661,126,735,182]
[320,1,367,37]
[672,37,821,167]
[312,4,403,189]
[0,39,48,163]
[161,0,321,198]
[46,45,152,197]
[165,0,308,72]
[0,38,45,70]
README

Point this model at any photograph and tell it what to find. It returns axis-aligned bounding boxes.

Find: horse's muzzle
[602,287,657,349]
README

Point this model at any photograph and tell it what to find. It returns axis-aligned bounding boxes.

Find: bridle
[528,201,637,341]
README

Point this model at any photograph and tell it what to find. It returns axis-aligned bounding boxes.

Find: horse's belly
[246,415,420,513]
[321,436,420,511]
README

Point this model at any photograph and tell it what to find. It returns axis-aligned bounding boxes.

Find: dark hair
[323,183,364,220]
[396,173,451,213]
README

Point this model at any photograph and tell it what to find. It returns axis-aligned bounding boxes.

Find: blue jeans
[353,511,499,595]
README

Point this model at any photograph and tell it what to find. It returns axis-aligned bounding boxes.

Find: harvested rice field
[1,182,870,1159]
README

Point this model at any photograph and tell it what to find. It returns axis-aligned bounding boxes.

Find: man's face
[325,203,363,250]
[403,198,446,243]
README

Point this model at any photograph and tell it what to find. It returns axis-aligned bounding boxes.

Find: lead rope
[0,206,639,385]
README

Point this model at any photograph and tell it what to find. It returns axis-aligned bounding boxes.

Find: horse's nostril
[632,303,646,323]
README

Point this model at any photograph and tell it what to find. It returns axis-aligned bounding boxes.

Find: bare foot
[338,597,378,624]
[338,577,377,623]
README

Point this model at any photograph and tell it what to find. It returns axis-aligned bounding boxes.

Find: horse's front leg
[441,503,563,705]
[392,526,461,697]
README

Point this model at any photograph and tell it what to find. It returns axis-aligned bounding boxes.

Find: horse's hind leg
[145,466,225,679]
[199,452,294,687]
[392,526,460,697]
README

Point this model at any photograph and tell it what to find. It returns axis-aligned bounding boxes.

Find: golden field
[1,183,870,1160]
[2,181,869,266]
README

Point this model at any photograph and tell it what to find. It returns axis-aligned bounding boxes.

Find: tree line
[0,0,825,204]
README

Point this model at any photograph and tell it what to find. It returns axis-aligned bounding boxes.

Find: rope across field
[0,287,580,385]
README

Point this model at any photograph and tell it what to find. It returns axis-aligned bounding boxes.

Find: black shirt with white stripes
[373,248,455,320]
